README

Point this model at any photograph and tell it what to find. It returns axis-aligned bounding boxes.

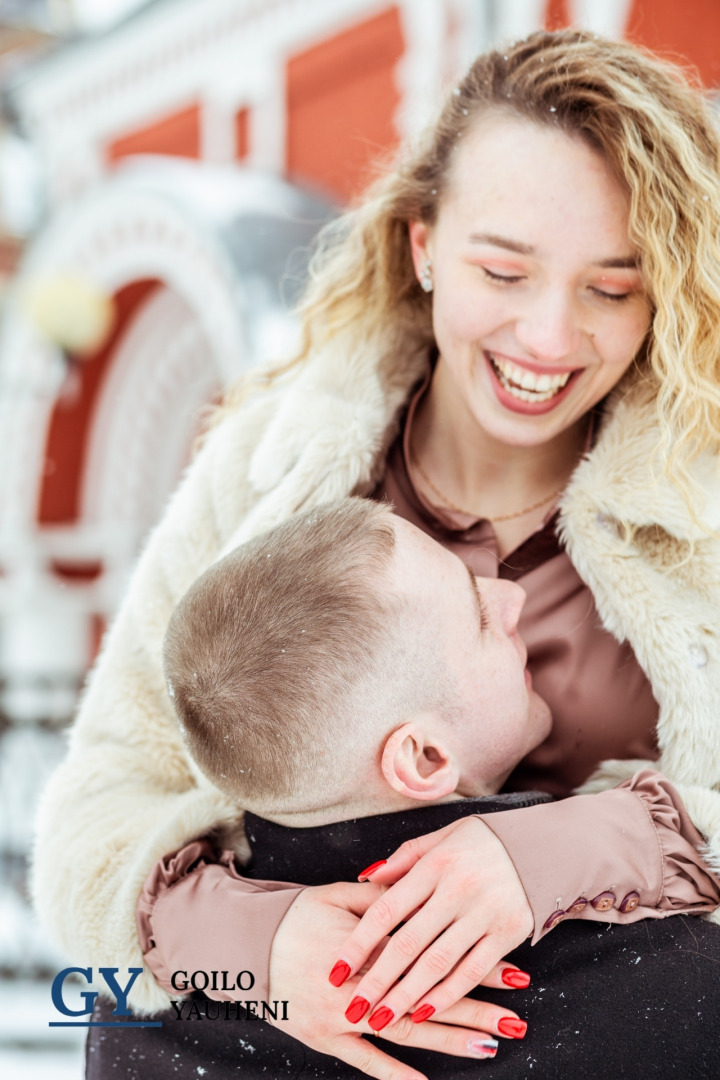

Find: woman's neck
[412,361,589,525]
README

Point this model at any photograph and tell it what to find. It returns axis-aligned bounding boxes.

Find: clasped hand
[333,817,533,1032]
[269,818,532,1080]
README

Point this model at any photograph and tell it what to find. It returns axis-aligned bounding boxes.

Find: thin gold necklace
[409,441,564,523]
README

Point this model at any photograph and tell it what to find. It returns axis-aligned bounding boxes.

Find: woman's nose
[515,290,582,361]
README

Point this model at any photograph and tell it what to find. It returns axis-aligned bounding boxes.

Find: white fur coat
[32,337,720,1012]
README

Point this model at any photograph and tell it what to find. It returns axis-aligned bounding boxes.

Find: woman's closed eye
[481,267,637,305]
[588,285,633,303]
[481,266,526,285]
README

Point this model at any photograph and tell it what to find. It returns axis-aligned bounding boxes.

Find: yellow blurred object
[22,273,116,355]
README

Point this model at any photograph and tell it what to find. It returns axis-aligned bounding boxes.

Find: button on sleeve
[619,891,640,913]
[479,770,720,944]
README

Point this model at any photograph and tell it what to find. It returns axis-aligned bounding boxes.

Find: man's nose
[515,289,582,360]
[482,578,526,634]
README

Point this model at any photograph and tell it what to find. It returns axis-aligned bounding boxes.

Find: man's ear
[381,720,459,802]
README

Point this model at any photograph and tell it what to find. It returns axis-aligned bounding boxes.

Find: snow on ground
[0,1045,84,1080]
[0,717,87,1077]
[0,980,85,1080]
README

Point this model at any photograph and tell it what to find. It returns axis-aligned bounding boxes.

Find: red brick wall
[39,279,160,525]
[286,6,404,202]
[545,0,720,88]
[106,103,202,163]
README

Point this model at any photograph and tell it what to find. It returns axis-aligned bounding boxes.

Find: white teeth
[489,354,573,401]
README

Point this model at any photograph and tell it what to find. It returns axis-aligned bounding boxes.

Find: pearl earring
[419,259,433,293]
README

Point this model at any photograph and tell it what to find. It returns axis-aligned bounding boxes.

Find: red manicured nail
[358,859,387,881]
[410,1004,435,1023]
[368,1006,394,1032]
[467,1038,498,1058]
[328,960,351,987]
[345,996,370,1024]
[501,968,531,989]
[408,1002,436,1019]
[498,1017,528,1039]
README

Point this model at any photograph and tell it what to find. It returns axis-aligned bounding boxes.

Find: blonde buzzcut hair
[163,499,437,815]
[223,29,720,505]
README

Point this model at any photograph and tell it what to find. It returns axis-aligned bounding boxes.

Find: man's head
[164,499,550,824]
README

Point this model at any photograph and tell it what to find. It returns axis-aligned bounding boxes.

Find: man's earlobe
[381,721,459,802]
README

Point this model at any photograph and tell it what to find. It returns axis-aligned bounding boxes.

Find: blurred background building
[0,0,717,1075]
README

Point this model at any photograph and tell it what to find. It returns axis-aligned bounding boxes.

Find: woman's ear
[408,221,432,280]
[381,721,459,802]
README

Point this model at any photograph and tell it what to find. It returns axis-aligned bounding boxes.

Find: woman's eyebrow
[593,255,639,269]
[465,563,489,634]
[468,231,533,255]
[468,231,639,269]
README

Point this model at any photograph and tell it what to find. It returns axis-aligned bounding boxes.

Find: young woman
[33,29,720,1080]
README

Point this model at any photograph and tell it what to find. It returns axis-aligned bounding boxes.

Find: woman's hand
[329,818,534,1030]
[270,879,528,1080]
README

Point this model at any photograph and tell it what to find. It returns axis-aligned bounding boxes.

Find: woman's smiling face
[410,113,652,448]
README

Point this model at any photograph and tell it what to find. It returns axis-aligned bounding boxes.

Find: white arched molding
[395,0,449,139]
[0,317,66,538]
[568,0,633,38]
[0,179,248,535]
[82,286,219,538]
[15,0,404,208]
[487,0,546,45]
[444,0,498,71]
[483,0,633,45]
[395,0,510,140]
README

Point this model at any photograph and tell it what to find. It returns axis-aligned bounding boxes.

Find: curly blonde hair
[223,29,720,494]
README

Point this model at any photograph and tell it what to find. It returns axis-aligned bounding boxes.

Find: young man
[163,497,552,825]
[90,501,720,1080]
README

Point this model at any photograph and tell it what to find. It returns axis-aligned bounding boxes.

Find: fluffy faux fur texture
[558,381,720,888]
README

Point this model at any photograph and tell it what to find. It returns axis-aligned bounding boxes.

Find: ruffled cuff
[480,769,720,942]
[137,840,305,1002]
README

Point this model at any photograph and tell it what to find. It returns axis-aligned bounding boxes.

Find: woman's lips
[485,351,581,415]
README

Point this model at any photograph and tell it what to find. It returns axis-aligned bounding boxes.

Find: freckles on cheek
[623,310,652,360]
[598,318,646,370]
[611,334,645,371]
[435,284,484,335]
[436,317,485,361]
